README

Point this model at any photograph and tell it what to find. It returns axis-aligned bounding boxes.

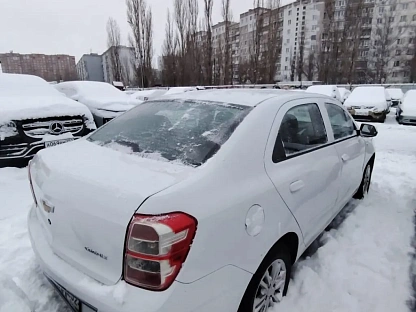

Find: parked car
[397,90,416,125]
[306,85,342,102]
[131,89,168,102]
[0,74,95,167]
[164,87,199,95]
[338,87,352,103]
[344,86,389,122]
[28,90,377,312]
[55,81,142,127]
[387,88,404,107]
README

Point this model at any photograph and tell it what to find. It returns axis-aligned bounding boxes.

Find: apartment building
[102,46,136,86]
[0,52,77,82]
[370,0,416,83]
[280,0,324,81]
[77,53,105,82]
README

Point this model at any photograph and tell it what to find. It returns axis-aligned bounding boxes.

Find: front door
[265,99,342,246]
[324,103,365,206]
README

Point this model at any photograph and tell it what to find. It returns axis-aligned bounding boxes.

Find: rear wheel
[238,245,292,312]
[354,162,372,199]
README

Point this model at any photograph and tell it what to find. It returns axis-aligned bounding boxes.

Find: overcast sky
[0,0,255,62]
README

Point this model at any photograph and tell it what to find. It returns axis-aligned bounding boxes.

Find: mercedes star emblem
[50,122,64,134]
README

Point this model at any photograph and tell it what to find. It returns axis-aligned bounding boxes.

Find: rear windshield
[88,99,252,166]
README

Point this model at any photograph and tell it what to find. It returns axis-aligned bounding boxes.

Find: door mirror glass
[360,124,378,137]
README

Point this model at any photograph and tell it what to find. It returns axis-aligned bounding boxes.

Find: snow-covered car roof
[306,85,342,102]
[0,74,95,126]
[164,87,198,95]
[387,88,404,100]
[154,89,321,107]
[131,89,167,99]
[0,73,64,97]
[345,87,388,108]
[56,81,127,97]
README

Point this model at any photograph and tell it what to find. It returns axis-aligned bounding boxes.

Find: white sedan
[28,90,377,312]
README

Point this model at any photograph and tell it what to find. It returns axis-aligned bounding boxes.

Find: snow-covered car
[397,90,416,125]
[164,87,198,95]
[387,88,404,107]
[0,74,96,167]
[306,85,342,102]
[55,81,142,127]
[131,89,168,102]
[28,90,377,312]
[338,87,351,103]
[344,86,389,122]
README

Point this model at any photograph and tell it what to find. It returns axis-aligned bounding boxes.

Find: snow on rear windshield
[88,99,252,166]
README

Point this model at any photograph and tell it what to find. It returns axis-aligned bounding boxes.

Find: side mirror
[360,124,378,137]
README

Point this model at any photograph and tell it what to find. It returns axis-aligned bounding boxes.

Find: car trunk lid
[30,140,193,285]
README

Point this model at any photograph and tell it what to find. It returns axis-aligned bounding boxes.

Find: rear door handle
[341,154,350,162]
[290,180,305,193]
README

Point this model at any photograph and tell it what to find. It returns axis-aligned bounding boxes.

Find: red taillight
[28,160,38,207]
[124,212,197,291]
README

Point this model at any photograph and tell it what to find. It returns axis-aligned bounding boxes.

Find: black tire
[238,244,292,312]
[354,162,373,199]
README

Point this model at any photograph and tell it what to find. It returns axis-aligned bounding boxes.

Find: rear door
[324,102,365,207]
[265,99,342,246]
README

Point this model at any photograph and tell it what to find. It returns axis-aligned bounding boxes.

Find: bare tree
[263,0,282,83]
[186,0,200,85]
[203,0,214,85]
[127,0,154,87]
[249,0,266,84]
[106,17,123,82]
[221,0,233,85]
[409,31,416,82]
[161,9,178,86]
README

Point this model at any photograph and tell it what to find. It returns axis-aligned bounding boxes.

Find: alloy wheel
[253,259,287,312]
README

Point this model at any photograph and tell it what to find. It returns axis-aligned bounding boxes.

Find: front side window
[325,104,356,140]
[275,103,328,160]
[88,100,252,167]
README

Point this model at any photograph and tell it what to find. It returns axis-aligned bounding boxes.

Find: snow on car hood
[345,88,388,110]
[79,96,139,112]
[0,96,95,128]
[31,140,194,285]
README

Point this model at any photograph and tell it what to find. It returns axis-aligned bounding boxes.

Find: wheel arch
[268,232,300,264]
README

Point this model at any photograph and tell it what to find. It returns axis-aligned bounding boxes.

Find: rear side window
[325,103,356,140]
[273,103,328,162]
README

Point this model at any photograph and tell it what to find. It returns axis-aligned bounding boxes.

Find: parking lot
[0,111,415,312]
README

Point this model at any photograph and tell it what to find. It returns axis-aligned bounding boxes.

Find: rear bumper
[28,205,251,312]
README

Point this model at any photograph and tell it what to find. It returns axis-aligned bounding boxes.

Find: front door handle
[290,180,305,193]
[341,154,350,162]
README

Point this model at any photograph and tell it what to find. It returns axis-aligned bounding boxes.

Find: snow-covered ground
[1,112,415,312]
